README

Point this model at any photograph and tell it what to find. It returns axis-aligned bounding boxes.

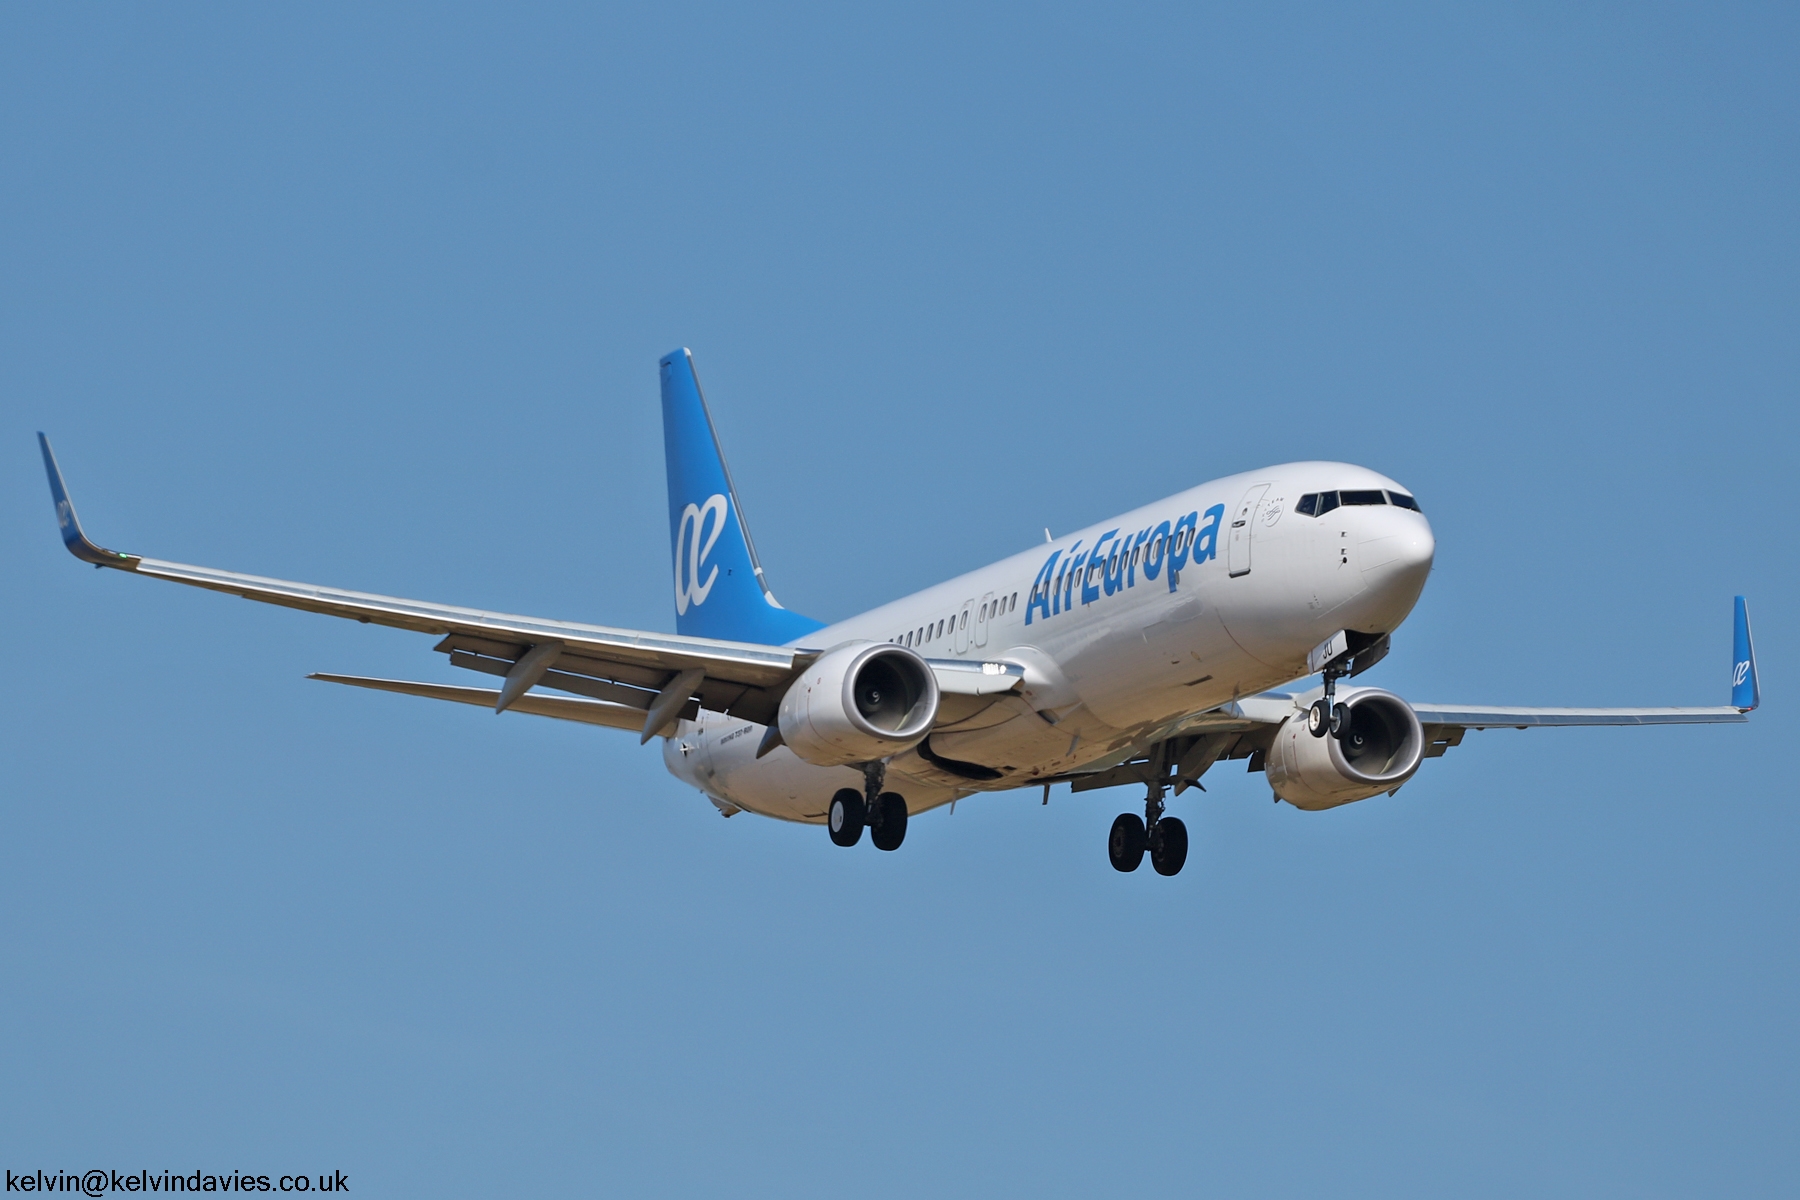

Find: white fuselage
[663,461,1435,822]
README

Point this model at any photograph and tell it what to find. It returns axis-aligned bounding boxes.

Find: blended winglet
[1733,595,1760,712]
[37,434,139,568]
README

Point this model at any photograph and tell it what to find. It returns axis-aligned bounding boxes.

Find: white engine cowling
[777,641,940,767]
[1265,688,1426,810]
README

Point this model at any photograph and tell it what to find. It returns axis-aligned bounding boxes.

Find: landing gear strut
[827,761,908,852]
[1307,662,1351,740]
[1109,763,1189,876]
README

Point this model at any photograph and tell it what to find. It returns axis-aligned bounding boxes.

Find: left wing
[307,674,651,731]
[39,433,802,735]
[40,434,1025,739]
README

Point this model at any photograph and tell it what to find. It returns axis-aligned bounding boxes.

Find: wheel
[1150,817,1188,876]
[1308,699,1330,738]
[1108,813,1146,872]
[870,792,908,851]
[1329,702,1349,739]
[828,788,865,847]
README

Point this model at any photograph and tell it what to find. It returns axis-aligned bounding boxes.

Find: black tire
[1308,699,1330,738]
[1108,813,1146,872]
[870,792,908,851]
[1329,702,1350,739]
[828,788,865,847]
[1151,817,1189,876]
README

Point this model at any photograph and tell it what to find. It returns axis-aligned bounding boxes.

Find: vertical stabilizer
[659,349,823,645]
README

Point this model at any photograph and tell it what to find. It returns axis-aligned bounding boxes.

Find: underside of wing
[308,674,657,732]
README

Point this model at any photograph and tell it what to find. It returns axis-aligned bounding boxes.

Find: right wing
[1408,703,1748,760]
[1409,704,1748,727]
[1055,598,1759,791]
[1410,596,1758,755]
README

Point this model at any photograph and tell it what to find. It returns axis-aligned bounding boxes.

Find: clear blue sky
[3,4,1795,1196]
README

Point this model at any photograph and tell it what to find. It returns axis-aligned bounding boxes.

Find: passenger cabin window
[1387,491,1420,511]
[1340,489,1387,506]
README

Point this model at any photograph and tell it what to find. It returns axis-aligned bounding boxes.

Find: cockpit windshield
[1296,489,1421,516]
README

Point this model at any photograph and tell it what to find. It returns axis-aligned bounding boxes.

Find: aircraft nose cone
[1358,513,1435,616]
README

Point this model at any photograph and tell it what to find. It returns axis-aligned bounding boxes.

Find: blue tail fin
[659,349,824,645]
[1733,595,1760,711]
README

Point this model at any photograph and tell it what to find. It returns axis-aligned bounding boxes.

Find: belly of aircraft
[664,714,966,824]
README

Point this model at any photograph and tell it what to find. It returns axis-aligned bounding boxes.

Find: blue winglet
[1732,596,1759,712]
[37,433,138,568]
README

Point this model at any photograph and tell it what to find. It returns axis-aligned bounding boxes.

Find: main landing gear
[827,761,909,852]
[1109,780,1188,876]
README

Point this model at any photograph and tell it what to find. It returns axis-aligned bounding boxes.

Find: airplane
[37,349,1759,876]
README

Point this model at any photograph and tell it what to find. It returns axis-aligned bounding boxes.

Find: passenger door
[1227,484,1270,577]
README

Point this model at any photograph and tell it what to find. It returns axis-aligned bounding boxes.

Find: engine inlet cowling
[1266,688,1426,810]
[777,642,939,767]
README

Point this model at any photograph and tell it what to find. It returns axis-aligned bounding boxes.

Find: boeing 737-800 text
[38,350,1758,875]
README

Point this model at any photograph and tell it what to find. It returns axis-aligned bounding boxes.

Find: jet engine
[777,641,940,767]
[1266,688,1425,810]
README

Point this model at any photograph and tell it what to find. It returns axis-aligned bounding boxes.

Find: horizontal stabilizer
[308,674,650,733]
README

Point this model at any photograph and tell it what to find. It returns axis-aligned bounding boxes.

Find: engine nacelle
[1266,688,1426,810]
[777,641,940,767]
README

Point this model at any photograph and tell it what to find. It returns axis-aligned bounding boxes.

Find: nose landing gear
[1308,661,1351,740]
[826,762,909,852]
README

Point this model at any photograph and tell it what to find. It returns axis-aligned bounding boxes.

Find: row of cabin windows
[1295,489,1420,516]
[1030,526,1197,603]
[892,592,1019,649]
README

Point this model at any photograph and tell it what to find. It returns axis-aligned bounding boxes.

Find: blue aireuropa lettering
[1025,504,1224,626]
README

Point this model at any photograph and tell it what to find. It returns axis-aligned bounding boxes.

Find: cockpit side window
[1387,491,1420,511]
[1316,490,1340,515]
[1340,489,1387,506]
[1296,493,1318,516]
